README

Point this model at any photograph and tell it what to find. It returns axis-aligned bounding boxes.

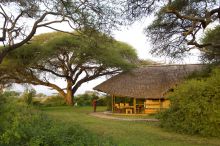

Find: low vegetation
[0,93,115,146]
[159,67,220,137]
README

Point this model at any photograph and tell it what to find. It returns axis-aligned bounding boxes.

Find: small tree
[0,31,138,105]
[21,88,36,105]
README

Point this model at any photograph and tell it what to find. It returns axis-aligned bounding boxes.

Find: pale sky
[12,18,201,95]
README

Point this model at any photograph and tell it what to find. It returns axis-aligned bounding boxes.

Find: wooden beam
[159,98,162,112]
[133,98,136,114]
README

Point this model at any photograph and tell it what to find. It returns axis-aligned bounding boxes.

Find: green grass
[41,106,220,146]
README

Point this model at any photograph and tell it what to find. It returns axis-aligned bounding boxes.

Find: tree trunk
[65,89,73,105]
[65,79,74,105]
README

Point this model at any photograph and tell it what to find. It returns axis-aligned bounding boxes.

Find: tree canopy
[125,0,220,60]
[0,31,138,105]
[201,26,220,63]
[0,0,122,63]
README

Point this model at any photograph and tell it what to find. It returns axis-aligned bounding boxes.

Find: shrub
[21,89,36,105]
[75,93,93,106]
[0,93,115,146]
[41,95,66,107]
[97,96,108,106]
[158,68,220,137]
[2,91,20,97]
[75,93,108,106]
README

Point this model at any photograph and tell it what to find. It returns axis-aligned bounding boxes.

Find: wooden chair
[119,103,125,113]
[126,109,133,114]
[119,103,124,107]
[125,103,129,107]
[114,104,120,113]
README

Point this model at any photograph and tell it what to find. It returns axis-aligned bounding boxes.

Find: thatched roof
[94,64,205,99]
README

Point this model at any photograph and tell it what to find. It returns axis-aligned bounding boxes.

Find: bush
[0,93,115,146]
[97,96,108,106]
[41,95,66,107]
[75,93,108,106]
[21,89,36,105]
[75,93,93,106]
[2,91,20,97]
[158,68,220,137]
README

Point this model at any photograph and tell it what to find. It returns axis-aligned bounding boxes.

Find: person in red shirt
[92,99,97,112]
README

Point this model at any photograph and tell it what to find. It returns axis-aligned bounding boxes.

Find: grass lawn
[41,106,220,146]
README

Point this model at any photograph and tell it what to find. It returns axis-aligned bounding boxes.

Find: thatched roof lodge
[94,64,205,114]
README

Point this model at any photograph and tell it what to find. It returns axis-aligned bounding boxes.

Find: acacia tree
[0,0,122,63]
[201,26,220,63]
[0,31,137,105]
[124,0,220,59]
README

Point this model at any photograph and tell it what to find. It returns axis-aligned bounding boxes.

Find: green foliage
[105,95,112,111]
[75,93,93,106]
[41,95,66,107]
[201,25,220,63]
[75,93,107,106]
[2,90,20,97]
[0,93,115,146]
[126,0,218,59]
[158,68,220,137]
[35,31,138,70]
[21,88,36,105]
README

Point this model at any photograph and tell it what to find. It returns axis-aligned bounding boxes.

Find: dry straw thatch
[94,64,205,99]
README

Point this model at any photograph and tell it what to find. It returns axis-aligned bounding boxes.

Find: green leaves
[0,94,115,145]
[159,67,220,136]
[201,26,220,63]
[21,31,137,70]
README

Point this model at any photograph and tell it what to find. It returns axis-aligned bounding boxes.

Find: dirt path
[89,112,159,122]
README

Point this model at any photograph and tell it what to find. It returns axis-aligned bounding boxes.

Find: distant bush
[2,91,20,97]
[106,95,112,111]
[75,93,107,106]
[158,68,220,137]
[0,93,115,146]
[75,93,93,106]
[20,89,36,105]
[41,95,66,107]
[97,96,108,106]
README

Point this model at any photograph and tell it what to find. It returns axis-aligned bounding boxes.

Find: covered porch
[111,95,145,114]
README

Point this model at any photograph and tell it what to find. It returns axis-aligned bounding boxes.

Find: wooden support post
[159,98,162,112]
[133,98,136,114]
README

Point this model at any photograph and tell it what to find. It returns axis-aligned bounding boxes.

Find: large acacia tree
[0,0,122,63]
[0,31,137,105]
[124,0,220,60]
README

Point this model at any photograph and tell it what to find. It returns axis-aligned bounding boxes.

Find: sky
[12,18,201,95]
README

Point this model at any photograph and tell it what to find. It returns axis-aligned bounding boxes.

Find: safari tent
[94,64,205,114]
